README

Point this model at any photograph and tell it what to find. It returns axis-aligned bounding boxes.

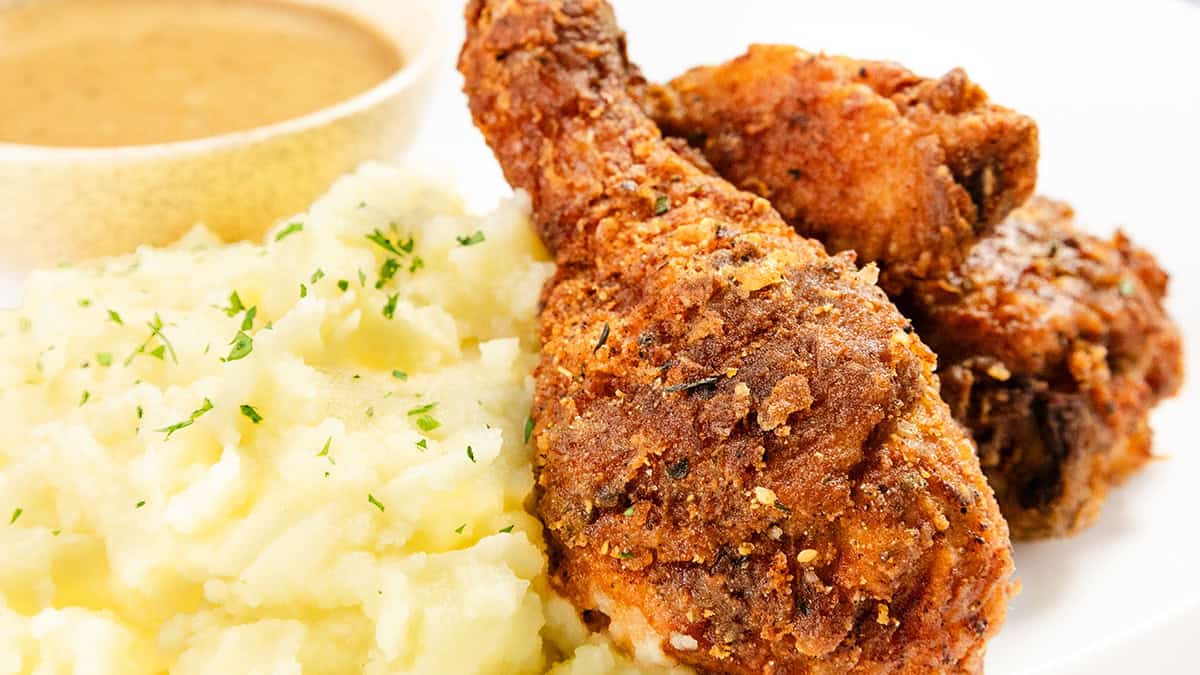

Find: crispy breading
[647,45,1038,292]
[460,1,1013,672]
[903,197,1184,538]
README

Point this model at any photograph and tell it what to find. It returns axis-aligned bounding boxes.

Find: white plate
[5,1,1197,672]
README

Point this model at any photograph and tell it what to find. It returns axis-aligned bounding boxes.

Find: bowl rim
[0,0,447,160]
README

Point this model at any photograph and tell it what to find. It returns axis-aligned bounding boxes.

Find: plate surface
[4,1,1197,672]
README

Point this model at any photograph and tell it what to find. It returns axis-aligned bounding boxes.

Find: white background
[3,1,1198,672]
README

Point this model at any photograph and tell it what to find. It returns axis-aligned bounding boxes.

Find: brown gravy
[0,0,403,147]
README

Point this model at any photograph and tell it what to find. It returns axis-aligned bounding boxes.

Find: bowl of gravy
[0,0,444,269]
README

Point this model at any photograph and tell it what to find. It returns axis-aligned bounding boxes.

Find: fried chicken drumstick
[646,52,1182,539]
[461,1,1013,671]
[647,45,1039,293]
[905,198,1184,538]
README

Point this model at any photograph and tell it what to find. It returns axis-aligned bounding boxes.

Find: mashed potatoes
[0,165,687,674]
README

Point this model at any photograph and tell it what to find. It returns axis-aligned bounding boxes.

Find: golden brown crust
[647,45,1038,293]
[461,1,1013,671]
[903,197,1184,538]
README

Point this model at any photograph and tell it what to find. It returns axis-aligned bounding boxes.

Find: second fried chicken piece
[462,1,1012,672]
[647,45,1038,292]
[903,198,1184,538]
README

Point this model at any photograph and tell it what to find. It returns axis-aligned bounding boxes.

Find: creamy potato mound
[0,165,687,675]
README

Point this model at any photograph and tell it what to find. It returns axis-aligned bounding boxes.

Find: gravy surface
[0,0,402,147]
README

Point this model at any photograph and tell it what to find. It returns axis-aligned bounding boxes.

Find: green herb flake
[136,405,144,420]
[623,506,635,517]
[416,415,440,432]
[366,229,413,256]
[221,292,246,317]
[224,332,253,362]
[107,310,124,325]
[366,406,375,418]
[376,258,401,288]
[156,398,214,440]
[358,269,367,287]
[148,345,167,360]
[407,403,437,416]
[9,508,22,525]
[415,438,428,451]
[240,404,263,424]
[51,529,61,536]
[79,390,90,406]
[382,293,399,320]
[654,194,670,216]
[317,436,333,463]
[368,494,386,512]
[454,523,466,534]
[274,222,304,242]
[499,525,515,533]
[125,314,179,366]
[337,280,350,292]
[456,230,485,247]
[392,369,408,380]
[18,317,31,332]
[96,352,113,367]
[78,298,92,308]
[310,268,326,284]
[524,415,534,444]
[409,256,425,273]
[300,284,308,298]
[240,306,257,331]
[619,551,635,559]
[135,500,146,509]
[466,446,476,463]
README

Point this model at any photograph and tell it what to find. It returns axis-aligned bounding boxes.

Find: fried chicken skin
[646,45,1038,292]
[460,2,1013,671]
[903,198,1184,538]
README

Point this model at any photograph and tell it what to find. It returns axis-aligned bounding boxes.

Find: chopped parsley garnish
[274,222,304,241]
[240,307,257,331]
[593,323,610,353]
[310,268,326,284]
[51,529,61,536]
[300,284,308,298]
[454,523,466,534]
[416,415,440,432]
[409,256,425,273]
[623,506,635,516]
[78,298,92,307]
[499,525,514,533]
[107,310,124,325]
[135,500,146,509]
[9,508,22,525]
[392,370,408,380]
[456,230,486,247]
[654,194,670,215]
[366,406,375,418]
[366,229,413,256]
[240,405,263,424]
[382,293,399,320]
[407,403,437,416]
[368,494,386,512]
[125,314,178,365]
[376,258,401,288]
[619,551,635,559]
[466,446,476,463]
[358,269,367,287]
[156,398,214,440]
[415,438,428,451]
[136,405,144,420]
[317,437,333,463]
[337,280,350,292]
[523,415,534,444]
[96,352,113,367]
[221,291,246,317]
[223,332,253,362]
[79,390,90,406]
